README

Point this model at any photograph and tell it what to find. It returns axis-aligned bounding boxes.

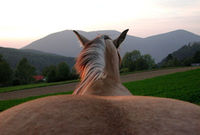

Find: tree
[122,50,155,72]
[122,50,141,71]
[166,54,173,61]
[135,55,155,70]
[0,54,13,86]
[43,62,79,83]
[43,62,71,83]
[57,62,70,81]
[193,51,200,63]
[46,65,57,83]
[143,54,156,69]
[14,58,36,85]
[135,57,148,70]
[182,58,193,66]
[162,54,181,67]
[42,66,52,77]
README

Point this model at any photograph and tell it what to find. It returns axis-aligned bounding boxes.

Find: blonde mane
[73,36,107,95]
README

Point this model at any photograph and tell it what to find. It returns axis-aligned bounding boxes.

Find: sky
[0,0,200,48]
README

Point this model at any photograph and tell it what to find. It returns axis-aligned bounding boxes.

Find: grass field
[0,80,78,93]
[124,68,200,105]
[0,68,199,112]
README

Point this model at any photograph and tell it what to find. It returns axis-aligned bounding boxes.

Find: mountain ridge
[0,47,75,73]
[22,29,200,62]
[159,41,200,66]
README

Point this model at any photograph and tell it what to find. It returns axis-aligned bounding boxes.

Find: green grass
[0,79,79,93]
[124,68,200,105]
[0,91,73,112]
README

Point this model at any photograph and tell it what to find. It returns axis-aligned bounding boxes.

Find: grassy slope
[0,68,199,112]
[124,68,200,104]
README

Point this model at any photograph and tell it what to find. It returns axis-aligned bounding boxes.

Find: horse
[72,29,132,96]
[0,30,200,135]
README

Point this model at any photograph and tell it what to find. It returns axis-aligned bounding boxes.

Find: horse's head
[73,29,129,48]
[72,29,129,95]
[73,29,129,76]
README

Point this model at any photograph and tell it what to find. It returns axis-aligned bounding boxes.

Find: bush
[122,50,155,72]
[43,62,78,83]
[14,58,36,85]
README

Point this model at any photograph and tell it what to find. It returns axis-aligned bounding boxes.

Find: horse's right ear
[113,29,129,48]
[73,30,89,47]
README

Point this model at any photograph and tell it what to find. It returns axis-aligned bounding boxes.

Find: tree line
[160,50,200,67]
[121,50,156,72]
[0,50,158,86]
[1,47,199,87]
[0,55,78,87]
[42,63,78,83]
[159,42,200,67]
[121,48,200,72]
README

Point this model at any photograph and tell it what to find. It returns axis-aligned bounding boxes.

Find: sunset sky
[0,0,200,48]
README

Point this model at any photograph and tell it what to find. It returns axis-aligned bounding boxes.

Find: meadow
[124,68,200,105]
[0,68,199,112]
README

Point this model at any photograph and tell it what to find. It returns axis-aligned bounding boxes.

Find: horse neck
[104,40,121,83]
[81,44,130,96]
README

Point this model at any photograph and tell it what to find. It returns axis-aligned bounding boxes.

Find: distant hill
[159,42,200,65]
[0,47,75,73]
[22,29,200,63]
[171,42,200,60]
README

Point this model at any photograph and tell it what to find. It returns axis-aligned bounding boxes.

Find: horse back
[0,95,200,135]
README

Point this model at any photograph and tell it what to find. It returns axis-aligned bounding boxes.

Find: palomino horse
[0,30,200,135]
[72,29,132,96]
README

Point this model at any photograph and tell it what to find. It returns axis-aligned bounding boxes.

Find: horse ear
[113,29,129,48]
[73,30,89,47]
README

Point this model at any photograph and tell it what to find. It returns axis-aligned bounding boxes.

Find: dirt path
[0,67,199,100]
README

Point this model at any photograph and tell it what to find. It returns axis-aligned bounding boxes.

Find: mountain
[0,47,75,73]
[158,42,200,66]
[22,29,200,63]
[162,42,200,61]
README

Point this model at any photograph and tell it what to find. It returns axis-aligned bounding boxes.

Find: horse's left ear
[73,30,89,47]
[113,29,129,48]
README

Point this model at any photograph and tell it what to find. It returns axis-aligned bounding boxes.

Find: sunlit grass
[124,68,200,105]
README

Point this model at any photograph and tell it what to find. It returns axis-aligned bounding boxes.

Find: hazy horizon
[0,0,200,48]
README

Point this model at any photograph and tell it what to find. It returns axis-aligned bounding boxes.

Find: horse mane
[73,36,107,95]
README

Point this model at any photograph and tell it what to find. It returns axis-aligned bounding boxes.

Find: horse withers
[0,30,200,135]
